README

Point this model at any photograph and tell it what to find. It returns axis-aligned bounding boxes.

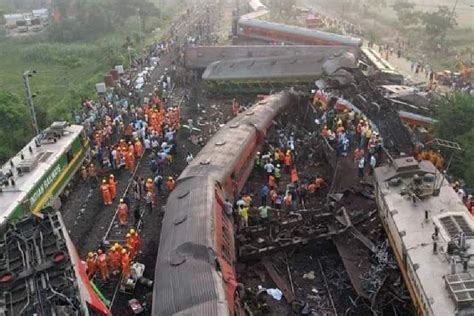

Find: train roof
[184,45,357,69]
[202,53,356,81]
[361,47,397,72]
[0,208,108,315]
[238,18,363,47]
[248,0,267,11]
[0,123,83,220]
[375,157,474,315]
[179,92,295,182]
[152,176,229,315]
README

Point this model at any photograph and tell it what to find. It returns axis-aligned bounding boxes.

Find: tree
[364,0,387,14]
[434,93,474,186]
[137,1,161,32]
[0,91,31,163]
[392,1,420,27]
[420,6,457,40]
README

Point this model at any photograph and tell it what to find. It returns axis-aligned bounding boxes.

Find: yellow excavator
[457,58,474,82]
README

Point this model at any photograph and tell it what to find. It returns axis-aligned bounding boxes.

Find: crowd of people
[80,84,183,283]
[314,94,383,181]
[230,133,326,231]
[86,228,141,282]
[72,19,189,286]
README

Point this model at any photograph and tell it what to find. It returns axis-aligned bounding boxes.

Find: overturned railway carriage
[0,122,89,223]
[375,157,474,315]
[0,207,110,315]
[184,45,358,69]
[236,18,363,47]
[153,92,301,315]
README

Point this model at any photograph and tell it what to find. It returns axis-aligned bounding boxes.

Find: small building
[32,8,49,19]
[3,14,24,28]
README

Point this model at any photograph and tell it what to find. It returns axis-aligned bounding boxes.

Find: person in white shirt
[264,162,275,179]
[369,155,376,175]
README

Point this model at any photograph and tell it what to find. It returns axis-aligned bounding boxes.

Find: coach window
[66,147,74,164]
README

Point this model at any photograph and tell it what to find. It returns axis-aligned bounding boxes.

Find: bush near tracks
[0,91,30,161]
[434,93,474,187]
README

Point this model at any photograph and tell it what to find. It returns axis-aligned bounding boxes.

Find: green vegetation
[434,93,474,187]
[0,91,30,160]
[0,0,176,163]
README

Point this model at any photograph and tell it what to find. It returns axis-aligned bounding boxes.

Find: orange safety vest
[109,250,121,271]
[86,257,96,276]
[121,253,130,277]
[108,179,117,199]
[166,179,175,191]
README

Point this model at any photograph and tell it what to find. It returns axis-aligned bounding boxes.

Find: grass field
[0,0,176,161]
[0,6,171,125]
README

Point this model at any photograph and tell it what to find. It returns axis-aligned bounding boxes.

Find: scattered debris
[303,271,316,280]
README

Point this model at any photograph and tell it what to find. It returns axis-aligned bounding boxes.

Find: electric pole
[137,8,142,42]
[22,70,39,136]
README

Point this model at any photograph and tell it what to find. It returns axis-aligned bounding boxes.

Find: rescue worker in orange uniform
[134,138,143,158]
[121,249,131,279]
[86,252,96,279]
[166,176,176,192]
[284,150,293,173]
[129,228,141,256]
[126,233,137,259]
[96,249,109,281]
[108,174,117,200]
[128,142,135,156]
[108,245,121,275]
[125,151,135,172]
[100,179,112,206]
[114,242,123,254]
[268,174,277,189]
[117,199,129,225]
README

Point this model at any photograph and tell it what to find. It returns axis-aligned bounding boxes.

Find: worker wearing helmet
[125,150,135,172]
[130,228,141,256]
[86,252,96,279]
[117,199,129,225]
[126,233,137,259]
[113,242,123,254]
[108,174,117,200]
[109,245,121,275]
[96,249,109,281]
[121,249,131,279]
[100,179,112,206]
[166,176,176,192]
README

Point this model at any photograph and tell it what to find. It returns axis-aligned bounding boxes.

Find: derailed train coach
[152,92,302,315]
[236,18,363,47]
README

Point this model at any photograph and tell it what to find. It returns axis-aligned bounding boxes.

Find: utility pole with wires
[451,0,459,19]
[22,70,40,136]
[137,8,142,42]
